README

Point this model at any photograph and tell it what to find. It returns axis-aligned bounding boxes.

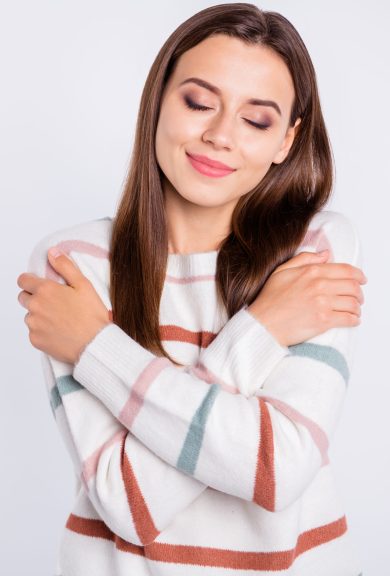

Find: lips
[186,152,236,178]
[186,152,235,171]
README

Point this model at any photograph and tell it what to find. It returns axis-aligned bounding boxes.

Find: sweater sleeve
[72,212,364,512]
[27,235,210,546]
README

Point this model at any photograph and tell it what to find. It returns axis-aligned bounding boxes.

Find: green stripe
[177,384,220,475]
[57,374,84,395]
[50,386,62,412]
[288,342,349,384]
[50,375,84,411]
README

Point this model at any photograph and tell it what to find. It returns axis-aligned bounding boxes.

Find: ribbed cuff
[73,322,155,413]
[200,307,289,396]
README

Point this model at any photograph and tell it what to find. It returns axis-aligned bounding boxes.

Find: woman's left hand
[16,248,112,364]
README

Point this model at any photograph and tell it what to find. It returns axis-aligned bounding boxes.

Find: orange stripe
[253,398,275,511]
[66,513,115,541]
[104,320,217,348]
[159,325,216,348]
[66,513,145,556]
[146,516,348,569]
[66,513,348,570]
[120,435,160,545]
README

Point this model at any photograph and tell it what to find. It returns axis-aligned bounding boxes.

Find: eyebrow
[179,76,282,116]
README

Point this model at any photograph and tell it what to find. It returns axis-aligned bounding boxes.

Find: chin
[179,189,230,208]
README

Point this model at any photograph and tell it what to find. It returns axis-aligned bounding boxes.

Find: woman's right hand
[247,250,367,348]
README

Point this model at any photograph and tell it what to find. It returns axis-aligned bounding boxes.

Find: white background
[1,1,389,574]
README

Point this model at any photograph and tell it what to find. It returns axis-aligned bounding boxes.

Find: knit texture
[27,209,364,576]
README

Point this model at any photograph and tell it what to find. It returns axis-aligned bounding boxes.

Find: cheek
[155,110,177,170]
[155,108,188,180]
[245,150,272,177]
[245,136,281,172]
[157,104,197,150]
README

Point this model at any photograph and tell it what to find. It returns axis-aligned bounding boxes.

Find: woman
[17,3,366,575]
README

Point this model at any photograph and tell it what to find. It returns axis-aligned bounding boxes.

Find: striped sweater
[27,209,364,576]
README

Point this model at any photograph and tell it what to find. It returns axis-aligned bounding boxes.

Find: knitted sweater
[27,209,364,576]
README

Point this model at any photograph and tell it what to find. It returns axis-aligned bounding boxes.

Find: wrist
[246,305,286,348]
[75,320,112,365]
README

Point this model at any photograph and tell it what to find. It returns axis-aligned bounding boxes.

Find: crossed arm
[26,214,362,546]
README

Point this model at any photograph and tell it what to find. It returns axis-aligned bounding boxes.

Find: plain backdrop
[1,1,389,574]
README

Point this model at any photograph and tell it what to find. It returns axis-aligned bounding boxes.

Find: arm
[72,213,363,512]
[27,234,209,546]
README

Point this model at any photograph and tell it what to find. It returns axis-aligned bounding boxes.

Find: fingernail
[48,247,62,259]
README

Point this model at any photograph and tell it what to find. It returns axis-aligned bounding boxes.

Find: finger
[331,295,361,317]
[327,310,361,328]
[47,247,84,289]
[308,263,367,284]
[16,272,45,294]
[318,277,364,303]
[17,290,33,309]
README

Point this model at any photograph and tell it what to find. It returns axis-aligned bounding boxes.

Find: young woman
[17,3,366,575]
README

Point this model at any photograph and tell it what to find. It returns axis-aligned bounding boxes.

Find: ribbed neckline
[106,215,219,278]
[166,249,218,278]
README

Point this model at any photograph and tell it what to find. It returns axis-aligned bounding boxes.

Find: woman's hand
[247,250,367,347]
[16,248,112,364]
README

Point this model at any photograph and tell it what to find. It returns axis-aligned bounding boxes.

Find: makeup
[186,152,236,178]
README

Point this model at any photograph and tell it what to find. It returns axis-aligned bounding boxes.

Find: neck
[164,181,235,254]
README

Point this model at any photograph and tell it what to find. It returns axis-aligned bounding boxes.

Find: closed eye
[184,97,210,112]
[183,96,271,131]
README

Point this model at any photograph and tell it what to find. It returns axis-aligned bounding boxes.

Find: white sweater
[27,209,364,576]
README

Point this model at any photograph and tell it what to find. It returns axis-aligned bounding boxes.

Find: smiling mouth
[186,153,236,178]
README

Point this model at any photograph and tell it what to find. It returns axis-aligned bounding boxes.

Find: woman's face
[155,33,301,211]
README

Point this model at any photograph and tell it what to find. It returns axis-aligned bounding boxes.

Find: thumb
[297,249,329,262]
[47,247,83,288]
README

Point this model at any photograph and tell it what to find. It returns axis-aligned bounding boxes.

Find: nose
[202,111,235,150]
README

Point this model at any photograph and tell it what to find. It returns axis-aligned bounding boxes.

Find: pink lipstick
[186,152,236,178]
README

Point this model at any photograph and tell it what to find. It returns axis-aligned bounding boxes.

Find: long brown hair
[109,3,334,365]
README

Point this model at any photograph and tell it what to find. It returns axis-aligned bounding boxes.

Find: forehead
[169,34,295,115]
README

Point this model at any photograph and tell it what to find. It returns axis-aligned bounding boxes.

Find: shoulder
[27,216,113,280]
[295,209,363,268]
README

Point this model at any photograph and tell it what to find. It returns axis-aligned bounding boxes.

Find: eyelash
[183,96,271,131]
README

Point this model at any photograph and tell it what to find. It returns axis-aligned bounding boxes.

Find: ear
[272,117,302,165]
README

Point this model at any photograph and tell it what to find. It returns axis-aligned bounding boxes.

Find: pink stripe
[43,240,215,284]
[81,429,127,487]
[261,395,329,465]
[43,226,331,284]
[165,274,216,284]
[119,357,172,429]
[190,362,237,394]
[45,240,109,280]
[301,228,334,261]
